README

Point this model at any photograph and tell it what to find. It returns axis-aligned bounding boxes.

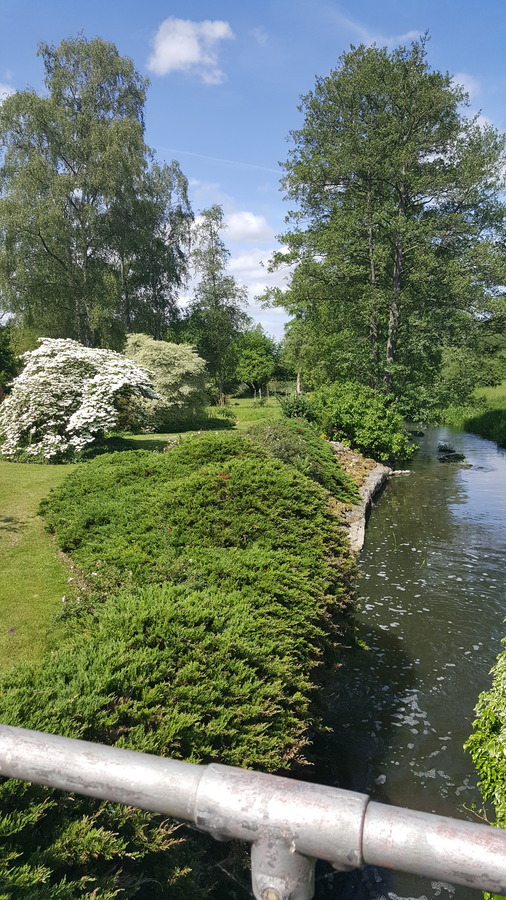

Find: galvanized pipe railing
[1,724,505,900]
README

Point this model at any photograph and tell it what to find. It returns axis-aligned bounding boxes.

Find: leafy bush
[0,339,156,461]
[279,393,316,421]
[244,419,359,503]
[465,645,506,833]
[122,334,208,431]
[310,381,412,462]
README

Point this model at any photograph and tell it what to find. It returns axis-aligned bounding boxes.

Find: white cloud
[250,27,268,47]
[319,5,422,49]
[224,211,276,242]
[382,29,423,49]
[147,17,234,84]
[228,246,292,289]
[476,113,493,129]
[0,83,14,103]
[453,72,480,102]
[228,247,292,333]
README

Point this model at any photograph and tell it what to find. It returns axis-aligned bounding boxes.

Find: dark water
[317,428,506,900]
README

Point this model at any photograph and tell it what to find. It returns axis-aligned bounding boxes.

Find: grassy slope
[475,380,506,407]
[442,379,506,435]
[0,461,76,671]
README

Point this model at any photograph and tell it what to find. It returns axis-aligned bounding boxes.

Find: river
[316,427,506,900]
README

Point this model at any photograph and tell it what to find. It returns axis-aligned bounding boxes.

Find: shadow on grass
[464,408,506,447]
[0,516,24,534]
[86,419,236,458]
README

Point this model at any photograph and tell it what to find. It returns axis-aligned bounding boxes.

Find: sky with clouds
[1,0,505,338]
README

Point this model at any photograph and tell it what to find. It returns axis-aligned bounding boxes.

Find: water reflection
[317,427,506,900]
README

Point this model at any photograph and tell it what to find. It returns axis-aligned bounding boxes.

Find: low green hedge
[0,431,355,898]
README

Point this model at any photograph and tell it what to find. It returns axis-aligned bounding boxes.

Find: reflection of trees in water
[310,428,505,899]
[308,623,416,899]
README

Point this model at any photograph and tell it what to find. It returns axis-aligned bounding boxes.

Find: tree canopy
[123,332,208,430]
[268,36,506,417]
[235,325,278,397]
[182,205,248,405]
[0,35,192,350]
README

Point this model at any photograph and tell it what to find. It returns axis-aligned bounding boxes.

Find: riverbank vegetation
[466,650,506,837]
[0,423,359,897]
[441,379,506,447]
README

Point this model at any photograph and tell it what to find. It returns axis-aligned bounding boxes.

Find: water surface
[318,428,506,900]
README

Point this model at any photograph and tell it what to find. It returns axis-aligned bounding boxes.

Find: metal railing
[1,723,505,900]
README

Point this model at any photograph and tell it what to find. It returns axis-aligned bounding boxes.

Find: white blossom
[0,338,157,460]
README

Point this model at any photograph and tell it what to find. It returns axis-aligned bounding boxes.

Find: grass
[441,379,506,446]
[229,397,283,430]
[0,460,77,671]
[0,397,283,672]
[474,380,506,408]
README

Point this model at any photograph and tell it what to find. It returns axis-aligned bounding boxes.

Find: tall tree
[0,35,192,349]
[269,37,506,417]
[235,325,277,398]
[183,205,247,405]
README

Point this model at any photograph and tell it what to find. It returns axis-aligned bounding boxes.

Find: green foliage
[181,205,248,404]
[311,381,412,462]
[244,418,359,503]
[268,37,506,418]
[466,646,506,834]
[1,430,355,895]
[208,405,236,420]
[234,326,277,394]
[40,438,346,587]
[279,393,316,421]
[440,379,506,446]
[463,409,506,447]
[122,334,208,430]
[0,325,18,395]
[0,36,192,349]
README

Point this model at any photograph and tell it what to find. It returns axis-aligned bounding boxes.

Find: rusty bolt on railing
[1,725,506,900]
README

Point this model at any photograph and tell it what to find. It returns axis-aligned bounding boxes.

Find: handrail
[1,724,505,900]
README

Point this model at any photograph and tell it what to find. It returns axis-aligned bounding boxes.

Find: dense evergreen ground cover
[0,422,357,898]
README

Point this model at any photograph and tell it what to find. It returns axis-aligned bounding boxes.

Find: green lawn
[0,461,77,671]
[229,397,282,429]
[474,379,506,408]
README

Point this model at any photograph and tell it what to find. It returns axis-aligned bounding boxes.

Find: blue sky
[1,0,505,338]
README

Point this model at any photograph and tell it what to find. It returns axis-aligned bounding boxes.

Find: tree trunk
[384,182,405,394]
[384,237,402,394]
[367,186,380,383]
[296,371,301,395]
[121,256,131,331]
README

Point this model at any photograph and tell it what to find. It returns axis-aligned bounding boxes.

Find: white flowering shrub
[0,338,157,460]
